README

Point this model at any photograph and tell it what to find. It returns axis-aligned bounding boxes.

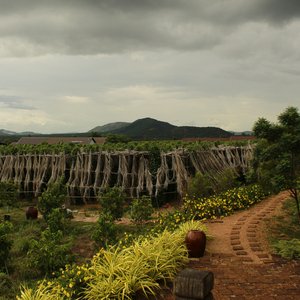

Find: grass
[0,202,160,300]
[266,197,300,259]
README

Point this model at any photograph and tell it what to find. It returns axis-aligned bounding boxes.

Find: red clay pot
[26,206,38,220]
[185,230,206,258]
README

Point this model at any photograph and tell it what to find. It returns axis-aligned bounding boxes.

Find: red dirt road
[164,192,300,300]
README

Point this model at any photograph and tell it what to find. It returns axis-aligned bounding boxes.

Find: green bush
[98,186,126,220]
[0,221,13,272]
[18,220,207,300]
[0,272,13,298]
[38,177,67,220]
[187,169,238,199]
[46,208,66,233]
[273,239,300,259]
[187,172,214,198]
[27,229,74,275]
[183,184,267,220]
[91,212,117,248]
[0,181,18,208]
[130,196,154,223]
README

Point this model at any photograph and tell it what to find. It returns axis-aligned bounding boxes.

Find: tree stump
[174,269,214,300]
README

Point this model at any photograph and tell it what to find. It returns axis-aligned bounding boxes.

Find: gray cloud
[1,0,300,56]
[0,95,35,110]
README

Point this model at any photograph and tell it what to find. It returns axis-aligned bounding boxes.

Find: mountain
[110,118,232,140]
[0,129,17,135]
[89,122,130,133]
[0,129,37,136]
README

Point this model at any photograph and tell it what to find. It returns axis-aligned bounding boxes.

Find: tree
[252,106,300,221]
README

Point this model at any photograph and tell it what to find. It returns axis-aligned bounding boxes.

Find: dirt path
[163,192,300,300]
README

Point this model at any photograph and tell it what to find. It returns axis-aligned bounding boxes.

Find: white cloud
[63,96,90,104]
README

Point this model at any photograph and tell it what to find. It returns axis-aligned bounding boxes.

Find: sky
[0,0,300,134]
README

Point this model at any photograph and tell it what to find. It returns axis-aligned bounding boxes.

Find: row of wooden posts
[0,146,253,203]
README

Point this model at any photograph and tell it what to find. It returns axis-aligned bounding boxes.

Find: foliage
[267,197,300,260]
[187,169,238,199]
[187,172,214,198]
[98,186,126,220]
[84,227,189,300]
[46,208,67,233]
[27,229,74,275]
[0,181,18,208]
[105,134,131,143]
[0,139,251,155]
[0,272,13,297]
[21,220,206,300]
[48,264,91,299]
[38,177,67,220]
[183,184,267,220]
[91,212,118,249]
[0,221,13,272]
[252,106,300,220]
[17,281,59,300]
[130,195,154,223]
[272,239,300,259]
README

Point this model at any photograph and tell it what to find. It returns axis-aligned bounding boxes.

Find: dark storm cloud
[0,0,300,56]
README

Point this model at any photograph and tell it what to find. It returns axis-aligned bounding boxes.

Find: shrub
[0,221,13,272]
[38,177,67,220]
[183,184,267,220]
[130,196,154,223]
[46,208,66,233]
[272,239,300,259]
[91,212,117,248]
[187,172,214,198]
[85,227,190,299]
[98,186,126,220]
[18,220,207,300]
[27,229,74,275]
[0,181,18,208]
[0,272,12,293]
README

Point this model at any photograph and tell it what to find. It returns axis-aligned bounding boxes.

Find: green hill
[89,122,130,133]
[110,118,232,140]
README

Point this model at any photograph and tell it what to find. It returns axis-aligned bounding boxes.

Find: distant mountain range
[90,118,233,140]
[0,129,37,136]
[1,118,253,141]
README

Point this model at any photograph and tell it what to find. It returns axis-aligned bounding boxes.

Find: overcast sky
[0,0,299,133]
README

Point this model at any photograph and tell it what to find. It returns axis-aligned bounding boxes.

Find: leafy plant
[187,172,214,198]
[85,226,190,300]
[0,221,13,272]
[0,181,18,208]
[17,281,59,300]
[38,177,67,220]
[98,186,126,220]
[91,212,117,249]
[27,229,74,275]
[253,106,300,221]
[130,196,154,223]
[46,208,66,233]
[272,239,300,259]
[0,272,13,297]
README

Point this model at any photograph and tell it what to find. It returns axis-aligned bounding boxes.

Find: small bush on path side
[97,186,126,220]
[38,177,67,221]
[0,221,13,273]
[91,212,117,249]
[130,195,154,224]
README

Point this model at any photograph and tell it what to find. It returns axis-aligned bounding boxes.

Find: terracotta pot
[26,206,38,220]
[185,230,206,258]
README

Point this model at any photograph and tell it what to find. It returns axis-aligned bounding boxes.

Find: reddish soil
[163,191,300,300]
